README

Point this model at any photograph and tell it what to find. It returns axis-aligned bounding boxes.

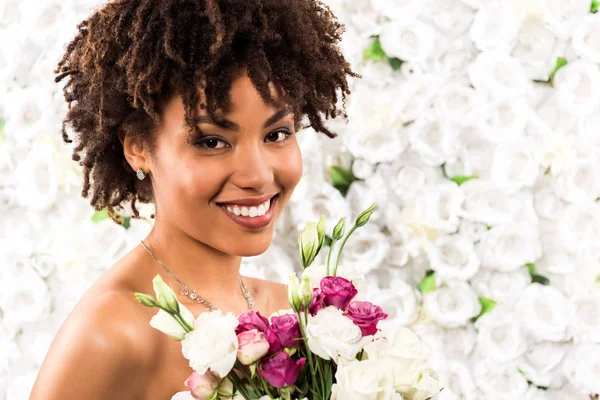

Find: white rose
[572,14,600,63]
[14,140,59,211]
[541,0,589,39]
[469,0,520,52]
[398,73,443,122]
[475,305,527,362]
[181,310,239,378]
[537,131,577,176]
[416,183,463,233]
[343,83,408,164]
[476,224,541,271]
[433,83,480,125]
[517,284,573,342]
[443,140,496,181]
[533,186,568,222]
[563,344,600,394]
[518,342,569,388]
[330,359,395,400]
[345,175,388,227]
[306,306,368,362]
[385,240,409,268]
[570,289,600,344]
[409,118,462,166]
[457,220,488,243]
[459,180,524,226]
[512,18,561,81]
[557,203,600,253]
[350,159,375,180]
[370,0,423,21]
[301,263,365,290]
[436,360,478,400]
[474,361,529,399]
[377,161,427,202]
[426,0,474,39]
[489,142,539,190]
[468,51,531,99]
[368,283,419,326]
[423,282,481,328]
[537,247,575,275]
[472,99,531,144]
[379,20,436,63]
[0,326,21,377]
[5,370,37,400]
[555,160,600,204]
[425,234,480,282]
[553,59,600,117]
[337,225,390,274]
[439,325,477,359]
[471,269,530,304]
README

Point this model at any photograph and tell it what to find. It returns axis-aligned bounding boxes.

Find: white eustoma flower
[306,306,368,362]
[337,225,390,274]
[476,224,541,272]
[426,0,474,39]
[534,187,568,222]
[423,282,481,328]
[473,99,531,144]
[468,51,531,99]
[541,0,589,39]
[433,83,480,124]
[557,203,600,253]
[471,269,530,305]
[181,310,239,378]
[489,142,539,190]
[571,14,600,64]
[409,118,462,166]
[512,18,561,81]
[379,20,436,63]
[330,359,395,400]
[518,342,569,389]
[436,359,478,400]
[150,305,195,342]
[370,0,423,21]
[469,0,520,52]
[425,234,480,282]
[562,344,600,395]
[459,180,524,226]
[416,183,463,233]
[555,160,600,204]
[398,73,443,122]
[475,306,527,362]
[517,284,573,342]
[553,59,600,117]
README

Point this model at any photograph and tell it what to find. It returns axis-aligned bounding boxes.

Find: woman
[30,0,357,398]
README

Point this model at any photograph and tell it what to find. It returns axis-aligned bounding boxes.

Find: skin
[30,70,303,399]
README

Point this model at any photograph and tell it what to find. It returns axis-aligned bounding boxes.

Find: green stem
[260,376,275,399]
[333,225,358,276]
[326,237,338,276]
[171,311,194,333]
[297,310,317,379]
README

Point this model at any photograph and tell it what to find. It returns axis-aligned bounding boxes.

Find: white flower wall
[1,0,600,398]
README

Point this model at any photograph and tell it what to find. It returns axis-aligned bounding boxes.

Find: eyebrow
[188,108,291,131]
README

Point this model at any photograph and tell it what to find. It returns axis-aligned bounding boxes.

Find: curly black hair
[54,0,358,220]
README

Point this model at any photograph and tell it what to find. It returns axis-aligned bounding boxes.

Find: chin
[226,234,273,257]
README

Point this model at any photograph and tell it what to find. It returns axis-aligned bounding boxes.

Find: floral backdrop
[1,0,600,399]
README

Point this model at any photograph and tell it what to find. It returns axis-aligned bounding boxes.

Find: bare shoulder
[246,276,290,313]
[30,288,148,400]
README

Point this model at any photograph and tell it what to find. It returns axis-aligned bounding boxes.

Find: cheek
[279,142,303,193]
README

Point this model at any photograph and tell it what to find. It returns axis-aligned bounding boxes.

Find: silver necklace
[140,240,255,312]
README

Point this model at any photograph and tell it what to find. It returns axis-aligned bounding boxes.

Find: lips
[218,194,278,230]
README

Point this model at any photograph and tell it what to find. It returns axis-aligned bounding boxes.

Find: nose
[230,142,274,192]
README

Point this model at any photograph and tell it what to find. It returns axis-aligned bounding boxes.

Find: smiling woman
[30,0,358,399]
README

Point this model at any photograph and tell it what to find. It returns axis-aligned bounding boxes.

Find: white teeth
[224,197,273,218]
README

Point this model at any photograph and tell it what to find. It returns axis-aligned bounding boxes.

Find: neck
[141,219,246,309]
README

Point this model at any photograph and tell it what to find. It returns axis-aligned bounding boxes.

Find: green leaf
[91,209,110,222]
[330,166,356,197]
[450,175,478,186]
[122,216,131,229]
[592,0,599,13]
[363,37,387,61]
[532,274,550,285]
[486,225,493,230]
[419,273,437,294]
[388,57,404,71]
[323,235,333,248]
[525,263,536,275]
[0,119,5,143]
[471,297,497,322]
[549,57,568,82]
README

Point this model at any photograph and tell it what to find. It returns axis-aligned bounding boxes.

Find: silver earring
[136,168,146,180]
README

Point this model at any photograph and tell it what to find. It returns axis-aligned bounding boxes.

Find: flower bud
[316,216,326,249]
[184,371,220,400]
[355,204,377,227]
[288,273,301,312]
[153,274,180,314]
[299,274,313,308]
[332,217,346,240]
[237,329,270,365]
[133,292,158,308]
[298,222,320,268]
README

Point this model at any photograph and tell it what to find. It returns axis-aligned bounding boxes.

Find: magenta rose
[308,288,325,316]
[264,326,283,354]
[320,276,358,310]
[236,310,269,334]
[271,314,302,348]
[344,301,388,336]
[258,352,306,388]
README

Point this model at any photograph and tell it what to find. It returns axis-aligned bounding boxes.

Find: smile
[218,195,278,229]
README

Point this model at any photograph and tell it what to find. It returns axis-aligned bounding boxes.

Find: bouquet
[134,204,442,400]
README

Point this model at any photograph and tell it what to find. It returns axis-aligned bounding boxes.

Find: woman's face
[148,72,302,256]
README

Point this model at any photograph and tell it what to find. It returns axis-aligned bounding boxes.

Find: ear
[119,131,150,173]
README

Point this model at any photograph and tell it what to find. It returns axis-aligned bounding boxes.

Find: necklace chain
[139,240,255,312]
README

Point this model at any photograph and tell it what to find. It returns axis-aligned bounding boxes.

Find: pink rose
[308,288,325,316]
[320,276,358,310]
[344,301,388,336]
[271,314,302,348]
[258,352,306,388]
[237,329,270,365]
[184,371,219,400]
[236,310,269,334]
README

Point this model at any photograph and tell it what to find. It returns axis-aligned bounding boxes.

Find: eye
[265,129,291,143]
[195,137,229,149]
